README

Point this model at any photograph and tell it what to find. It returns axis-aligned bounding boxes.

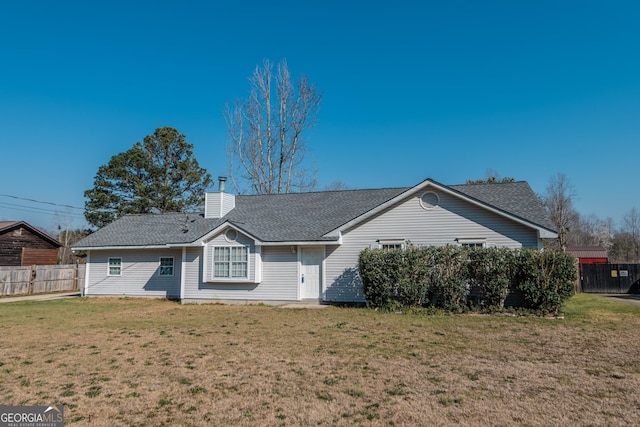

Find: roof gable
[450,181,556,231]
[73,178,557,248]
[324,179,557,237]
[0,221,61,247]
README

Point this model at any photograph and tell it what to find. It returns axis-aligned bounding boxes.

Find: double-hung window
[159,257,174,276]
[213,246,248,279]
[108,257,122,276]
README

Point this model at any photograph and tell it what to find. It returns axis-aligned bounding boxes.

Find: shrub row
[358,246,577,315]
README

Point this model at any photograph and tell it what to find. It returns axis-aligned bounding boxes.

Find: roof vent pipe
[218,176,227,193]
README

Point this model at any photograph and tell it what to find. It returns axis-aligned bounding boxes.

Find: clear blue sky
[1,0,639,232]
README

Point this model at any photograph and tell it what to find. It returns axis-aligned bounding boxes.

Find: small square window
[108,258,122,276]
[159,257,174,276]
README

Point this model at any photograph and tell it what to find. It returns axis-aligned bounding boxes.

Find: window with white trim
[461,242,485,248]
[159,257,174,276]
[108,257,122,276]
[378,239,406,250]
[457,238,486,248]
[212,246,248,279]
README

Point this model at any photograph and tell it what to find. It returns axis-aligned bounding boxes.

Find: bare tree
[544,173,577,250]
[466,168,515,184]
[622,207,640,262]
[324,181,350,191]
[567,212,614,249]
[225,59,321,194]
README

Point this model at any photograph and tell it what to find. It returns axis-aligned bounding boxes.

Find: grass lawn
[0,294,639,426]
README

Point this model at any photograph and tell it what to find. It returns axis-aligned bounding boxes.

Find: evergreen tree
[84,127,212,228]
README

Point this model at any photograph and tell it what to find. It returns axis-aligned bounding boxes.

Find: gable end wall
[0,228,59,266]
[325,190,541,302]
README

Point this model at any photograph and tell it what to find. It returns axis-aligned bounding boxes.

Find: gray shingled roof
[74,214,225,247]
[226,187,406,242]
[450,181,556,231]
[74,180,555,248]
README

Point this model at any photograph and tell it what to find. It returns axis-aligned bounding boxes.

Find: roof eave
[324,178,557,238]
[1,221,62,247]
[539,229,558,239]
[257,239,341,246]
[192,221,264,245]
[72,244,188,251]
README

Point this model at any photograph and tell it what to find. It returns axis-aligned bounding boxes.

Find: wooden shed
[0,221,61,266]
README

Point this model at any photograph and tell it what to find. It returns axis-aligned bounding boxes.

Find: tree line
[82,59,320,230]
[76,60,639,266]
[544,172,638,263]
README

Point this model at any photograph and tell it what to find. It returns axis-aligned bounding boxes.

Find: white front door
[300,247,323,299]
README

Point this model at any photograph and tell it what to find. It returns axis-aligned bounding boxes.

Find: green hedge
[514,249,577,314]
[358,246,577,315]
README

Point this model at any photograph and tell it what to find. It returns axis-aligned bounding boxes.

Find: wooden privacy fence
[581,263,640,294]
[0,264,85,296]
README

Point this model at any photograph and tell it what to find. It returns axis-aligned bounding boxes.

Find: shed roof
[565,246,608,259]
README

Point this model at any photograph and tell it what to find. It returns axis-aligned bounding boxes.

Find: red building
[565,246,609,266]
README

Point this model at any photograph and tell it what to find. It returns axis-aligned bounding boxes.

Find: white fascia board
[425,182,559,237]
[259,240,340,247]
[72,244,180,251]
[192,221,341,247]
[539,229,558,239]
[323,178,558,239]
[322,179,442,236]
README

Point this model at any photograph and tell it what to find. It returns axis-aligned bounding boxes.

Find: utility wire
[0,193,84,210]
[0,202,85,217]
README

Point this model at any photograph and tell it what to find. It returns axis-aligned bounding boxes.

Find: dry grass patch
[0,294,639,426]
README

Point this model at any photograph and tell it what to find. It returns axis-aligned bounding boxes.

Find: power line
[0,194,84,210]
[0,202,85,218]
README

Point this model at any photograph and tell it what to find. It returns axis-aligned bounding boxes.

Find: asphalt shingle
[74,181,555,248]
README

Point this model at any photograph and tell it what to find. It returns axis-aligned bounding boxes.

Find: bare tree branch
[544,173,577,250]
[224,59,321,194]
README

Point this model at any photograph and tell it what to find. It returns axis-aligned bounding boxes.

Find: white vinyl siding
[324,190,540,302]
[182,245,298,301]
[86,249,181,298]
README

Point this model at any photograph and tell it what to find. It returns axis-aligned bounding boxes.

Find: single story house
[0,221,62,266]
[73,178,557,303]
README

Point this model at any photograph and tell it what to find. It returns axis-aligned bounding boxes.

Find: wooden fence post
[28,265,36,295]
